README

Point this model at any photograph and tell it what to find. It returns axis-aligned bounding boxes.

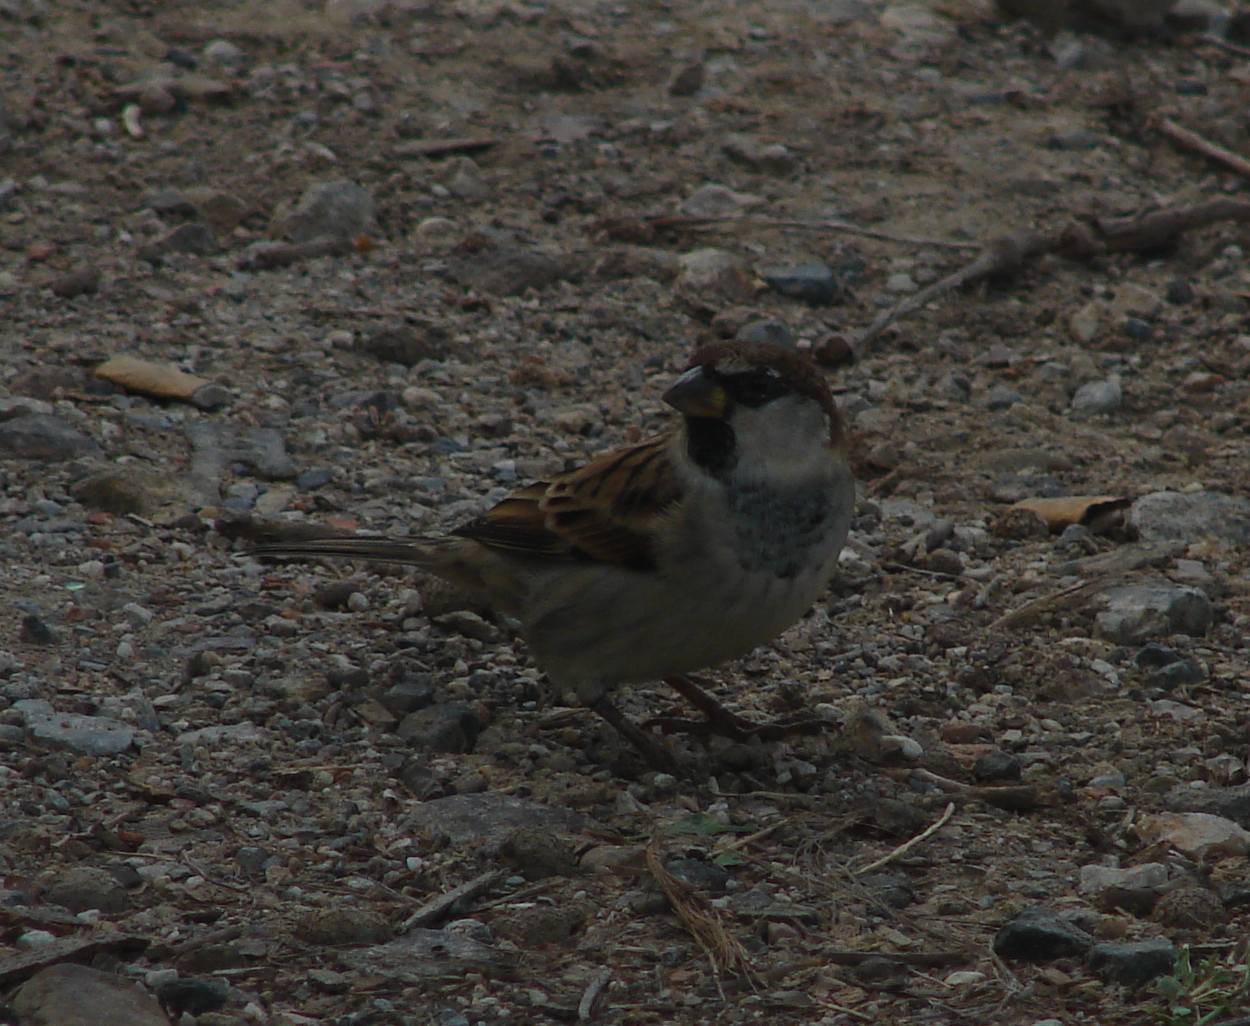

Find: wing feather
[451,436,681,570]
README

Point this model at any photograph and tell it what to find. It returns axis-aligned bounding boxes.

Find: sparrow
[250,341,854,772]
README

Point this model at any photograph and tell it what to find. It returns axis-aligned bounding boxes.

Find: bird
[250,340,854,772]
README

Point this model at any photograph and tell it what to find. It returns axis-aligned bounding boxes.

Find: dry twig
[854,802,955,876]
[854,231,1048,352]
[577,968,613,1021]
[822,950,970,968]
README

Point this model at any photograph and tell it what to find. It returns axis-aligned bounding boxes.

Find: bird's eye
[727,368,786,407]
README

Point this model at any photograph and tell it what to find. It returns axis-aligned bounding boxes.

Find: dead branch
[1059,197,1250,259]
[1157,116,1250,180]
[902,768,1042,813]
[1200,33,1250,58]
[853,196,1250,355]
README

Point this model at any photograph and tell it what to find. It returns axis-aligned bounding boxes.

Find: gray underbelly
[523,563,827,700]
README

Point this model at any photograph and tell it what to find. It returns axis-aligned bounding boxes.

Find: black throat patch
[685,417,737,477]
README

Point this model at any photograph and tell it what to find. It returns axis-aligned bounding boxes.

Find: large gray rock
[0,414,101,460]
[1130,490,1250,546]
[12,964,170,1026]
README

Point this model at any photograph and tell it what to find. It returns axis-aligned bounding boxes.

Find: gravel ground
[2,2,1250,1025]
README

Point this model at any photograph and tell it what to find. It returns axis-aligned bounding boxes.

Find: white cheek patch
[730,396,831,483]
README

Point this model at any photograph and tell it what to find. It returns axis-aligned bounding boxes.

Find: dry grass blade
[990,577,1108,631]
[854,802,955,876]
[645,837,752,989]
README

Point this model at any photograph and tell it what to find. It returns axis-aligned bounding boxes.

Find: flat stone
[402,793,586,847]
[678,183,762,219]
[1078,863,1168,896]
[339,928,516,984]
[1095,583,1212,644]
[19,705,135,756]
[1136,811,1250,859]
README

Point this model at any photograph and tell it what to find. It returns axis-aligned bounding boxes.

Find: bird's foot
[590,696,682,775]
[648,674,832,742]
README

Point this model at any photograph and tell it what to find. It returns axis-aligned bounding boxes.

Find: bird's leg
[590,696,681,774]
[651,674,831,742]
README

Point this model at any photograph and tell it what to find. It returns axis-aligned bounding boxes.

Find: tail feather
[249,536,443,567]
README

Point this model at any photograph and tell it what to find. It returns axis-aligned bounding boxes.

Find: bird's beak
[663,366,727,418]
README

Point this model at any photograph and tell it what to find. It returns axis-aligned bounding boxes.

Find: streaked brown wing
[452,436,681,570]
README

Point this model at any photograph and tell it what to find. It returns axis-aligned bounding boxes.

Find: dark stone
[1135,643,1182,669]
[858,872,916,909]
[1165,279,1195,305]
[156,976,230,1015]
[1147,659,1205,689]
[381,674,436,716]
[1088,939,1175,987]
[295,468,334,491]
[760,262,839,305]
[20,614,57,645]
[974,750,1022,782]
[501,827,580,880]
[50,266,100,298]
[664,857,730,894]
[398,704,482,754]
[993,907,1094,961]
[360,324,449,366]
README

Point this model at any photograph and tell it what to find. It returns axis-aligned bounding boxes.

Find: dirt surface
[3,2,1250,1024]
